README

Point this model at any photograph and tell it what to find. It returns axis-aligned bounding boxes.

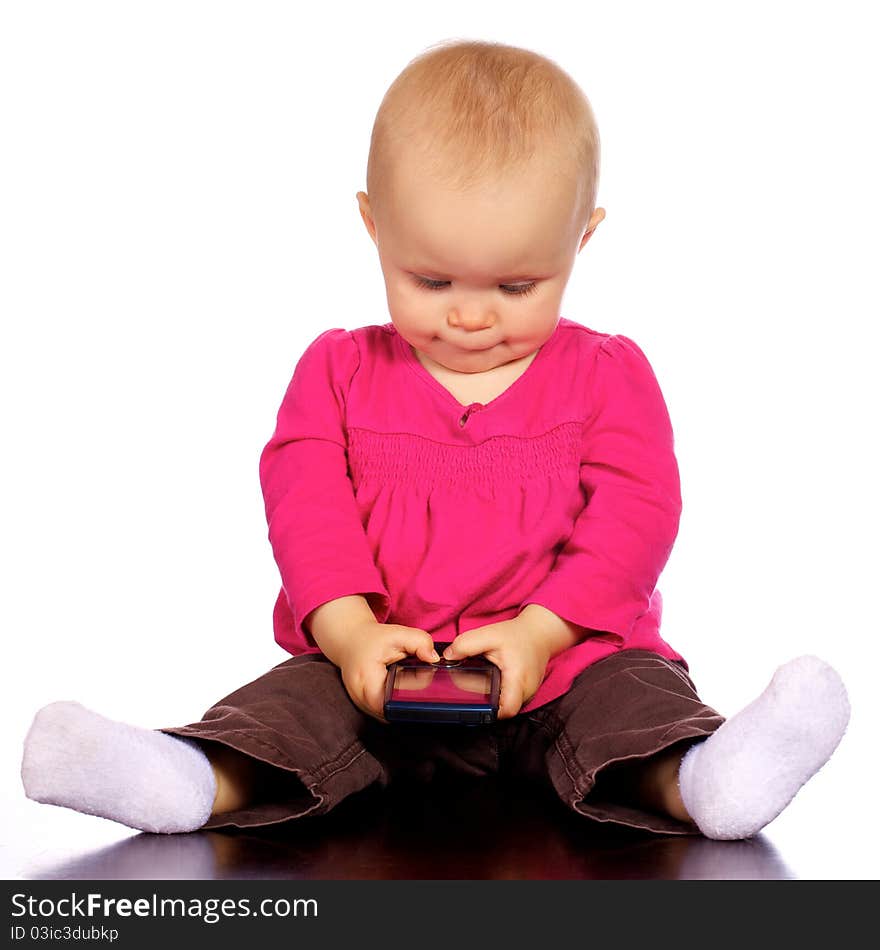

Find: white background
[1,0,877,878]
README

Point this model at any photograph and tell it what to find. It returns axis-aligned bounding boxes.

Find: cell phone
[384,642,501,725]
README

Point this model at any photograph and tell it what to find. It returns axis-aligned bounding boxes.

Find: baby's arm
[259,329,392,651]
[517,334,682,643]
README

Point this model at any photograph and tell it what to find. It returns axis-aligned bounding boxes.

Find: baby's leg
[198,739,271,815]
[629,655,850,839]
[23,655,392,834]
[601,740,696,826]
[20,701,240,834]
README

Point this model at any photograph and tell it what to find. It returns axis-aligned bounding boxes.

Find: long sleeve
[259,328,390,649]
[519,334,682,641]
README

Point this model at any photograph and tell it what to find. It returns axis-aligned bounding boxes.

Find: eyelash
[413,276,539,297]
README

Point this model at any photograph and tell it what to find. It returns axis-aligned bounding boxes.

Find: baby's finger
[363,667,391,722]
[443,629,493,661]
[497,676,524,720]
[396,630,440,664]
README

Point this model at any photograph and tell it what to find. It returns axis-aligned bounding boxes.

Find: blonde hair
[365,39,600,230]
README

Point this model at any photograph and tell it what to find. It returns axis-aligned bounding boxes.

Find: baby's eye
[414,276,450,291]
[502,282,538,297]
[413,276,538,297]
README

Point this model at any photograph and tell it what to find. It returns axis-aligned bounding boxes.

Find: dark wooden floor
[26,774,794,880]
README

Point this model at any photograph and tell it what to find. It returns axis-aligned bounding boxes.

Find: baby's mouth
[455,340,498,352]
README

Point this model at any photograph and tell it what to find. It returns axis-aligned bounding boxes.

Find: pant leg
[500,649,727,835]
[157,653,391,830]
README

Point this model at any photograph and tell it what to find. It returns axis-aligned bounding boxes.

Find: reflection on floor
[21,775,794,880]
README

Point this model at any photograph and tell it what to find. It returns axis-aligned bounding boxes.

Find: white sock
[677,655,850,840]
[21,701,217,834]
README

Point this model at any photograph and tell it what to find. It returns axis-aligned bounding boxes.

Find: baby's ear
[578,207,606,252]
[356,192,378,245]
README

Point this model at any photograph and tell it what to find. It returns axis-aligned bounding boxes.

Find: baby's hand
[336,621,439,723]
[442,618,551,719]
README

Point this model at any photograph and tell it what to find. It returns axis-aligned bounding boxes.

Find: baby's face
[358,155,603,377]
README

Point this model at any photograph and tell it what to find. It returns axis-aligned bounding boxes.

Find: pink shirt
[259,317,686,713]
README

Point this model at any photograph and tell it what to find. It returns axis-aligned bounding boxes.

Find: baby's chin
[413,335,537,375]
[436,341,511,372]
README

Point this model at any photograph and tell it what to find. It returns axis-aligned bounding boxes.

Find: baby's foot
[677,655,850,840]
[21,701,217,834]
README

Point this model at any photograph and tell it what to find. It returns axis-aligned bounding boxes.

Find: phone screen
[389,661,496,704]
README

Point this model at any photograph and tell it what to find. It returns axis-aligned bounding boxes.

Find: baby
[21,39,850,842]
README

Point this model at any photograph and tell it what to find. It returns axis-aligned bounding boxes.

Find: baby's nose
[448,306,497,331]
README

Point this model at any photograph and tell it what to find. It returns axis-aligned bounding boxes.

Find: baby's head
[356,39,605,376]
